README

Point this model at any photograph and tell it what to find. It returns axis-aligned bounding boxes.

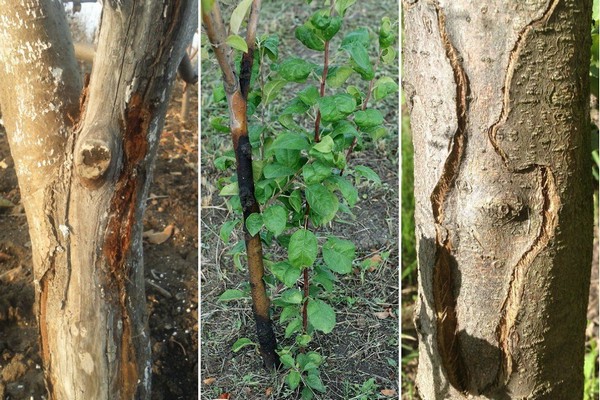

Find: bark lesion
[486,0,562,389]
[429,3,470,392]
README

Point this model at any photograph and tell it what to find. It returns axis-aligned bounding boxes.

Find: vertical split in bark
[202,0,279,370]
[428,3,470,392]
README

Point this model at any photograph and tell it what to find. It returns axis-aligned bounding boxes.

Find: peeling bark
[0,0,197,398]
[404,0,593,397]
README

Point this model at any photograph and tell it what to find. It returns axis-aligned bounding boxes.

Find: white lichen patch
[59,224,70,238]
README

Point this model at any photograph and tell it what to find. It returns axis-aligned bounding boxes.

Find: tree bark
[403,0,593,398]
[0,1,196,398]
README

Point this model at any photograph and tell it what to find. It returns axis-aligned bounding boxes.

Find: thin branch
[240,0,262,99]
[202,2,238,93]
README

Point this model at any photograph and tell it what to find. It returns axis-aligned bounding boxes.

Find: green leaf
[218,289,246,302]
[303,161,332,185]
[288,229,318,268]
[252,159,264,182]
[286,371,302,391]
[354,165,381,185]
[209,116,229,132]
[296,334,312,347]
[285,318,302,338]
[263,79,287,105]
[313,135,334,153]
[342,42,374,80]
[219,181,239,196]
[381,46,397,65]
[373,77,399,101]
[298,86,320,106]
[269,132,310,153]
[306,184,339,225]
[326,66,354,88]
[275,148,302,168]
[313,266,335,292]
[301,386,315,400]
[214,155,235,171]
[379,16,395,48]
[245,213,263,236]
[263,205,287,236]
[295,24,325,51]
[279,352,295,368]
[354,109,384,129]
[335,0,356,17]
[297,353,318,371]
[307,299,336,334]
[346,85,364,105]
[289,190,302,213]
[226,34,249,53]
[282,98,311,115]
[322,237,355,274]
[280,305,300,323]
[263,163,295,179]
[229,0,253,34]
[232,337,255,352]
[341,27,370,48]
[311,11,342,40]
[271,261,302,287]
[219,219,240,243]
[318,94,357,123]
[201,0,215,15]
[280,289,303,304]
[279,58,314,82]
[262,34,279,61]
[328,176,358,207]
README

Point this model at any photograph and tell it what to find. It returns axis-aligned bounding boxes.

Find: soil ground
[200,1,400,399]
[0,81,198,399]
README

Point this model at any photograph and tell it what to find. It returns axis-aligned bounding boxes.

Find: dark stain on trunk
[103,92,151,398]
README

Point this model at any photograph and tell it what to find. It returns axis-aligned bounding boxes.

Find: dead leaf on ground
[143,224,175,244]
[265,387,273,396]
[381,388,397,397]
[374,307,395,319]
[217,394,230,399]
[0,197,13,209]
[203,377,216,386]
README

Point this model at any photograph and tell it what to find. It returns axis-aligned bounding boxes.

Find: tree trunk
[0,1,196,398]
[403,0,593,398]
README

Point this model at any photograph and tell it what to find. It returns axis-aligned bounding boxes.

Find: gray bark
[404,0,593,398]
[0,1,196,398]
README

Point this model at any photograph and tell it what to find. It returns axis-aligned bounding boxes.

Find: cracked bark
[404,0,593,398]
[0,1,197,398]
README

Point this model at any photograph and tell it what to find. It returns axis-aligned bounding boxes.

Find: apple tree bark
[0,1,196,398]
[404,0,593,398]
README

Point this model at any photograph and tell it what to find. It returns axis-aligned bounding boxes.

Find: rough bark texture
[0,1,197,398]
[404,0,593,398]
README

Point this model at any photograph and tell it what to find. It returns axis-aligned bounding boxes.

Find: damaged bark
[404,0,593,398]
[0,0,197,398]
[202,0,280,370]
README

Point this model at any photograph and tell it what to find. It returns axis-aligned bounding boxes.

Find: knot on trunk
[75,138,113,186]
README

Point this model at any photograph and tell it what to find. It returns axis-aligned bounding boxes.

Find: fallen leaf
[203,377,216,385]
[0,197,14,208]
[381,389,396,397]
[143,224,175,244]
[0,160,7,169]
[374,311,390,319]
[217,394,230,399]
[265,387,273,396]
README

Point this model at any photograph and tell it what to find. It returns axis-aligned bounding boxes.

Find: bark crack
[430,3,470,392]
[487,0,561,389]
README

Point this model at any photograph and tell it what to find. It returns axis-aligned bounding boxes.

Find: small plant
[203,0,397,397]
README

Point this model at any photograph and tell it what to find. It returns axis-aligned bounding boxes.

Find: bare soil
[0,81,198,399]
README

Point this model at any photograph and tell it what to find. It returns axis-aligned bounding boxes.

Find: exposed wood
[0,0,197,398]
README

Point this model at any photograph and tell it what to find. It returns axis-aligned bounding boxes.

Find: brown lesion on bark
[102,92,151,398]
[429,3,470,392]
[486,0,563,389]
